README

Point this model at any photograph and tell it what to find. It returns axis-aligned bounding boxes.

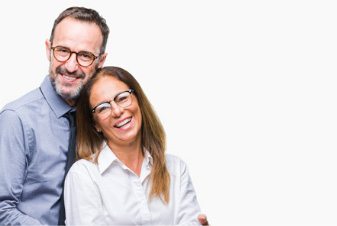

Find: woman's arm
[176,158,203,225]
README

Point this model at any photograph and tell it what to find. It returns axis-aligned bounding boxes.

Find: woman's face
[90,76,142,146]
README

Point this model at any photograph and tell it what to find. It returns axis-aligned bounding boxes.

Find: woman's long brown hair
[76,66,170,203]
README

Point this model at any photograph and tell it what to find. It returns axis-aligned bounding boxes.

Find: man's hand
[198,214,209,226]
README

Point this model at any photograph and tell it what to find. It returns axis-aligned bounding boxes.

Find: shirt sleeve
[64,162,108,226]
[176,159,202,226]
[0,110,42,225]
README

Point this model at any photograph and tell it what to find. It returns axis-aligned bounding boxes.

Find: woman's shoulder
[68,158,98,175]
[165,153,188,172]
[166,153,182,162]
[74,158,96,166]
[65,159,101,187]
[165,153,188,163]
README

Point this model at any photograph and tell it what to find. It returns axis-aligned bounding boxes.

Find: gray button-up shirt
[0,76,73,225]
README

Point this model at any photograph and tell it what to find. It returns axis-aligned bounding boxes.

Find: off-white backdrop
[1,1,336,225]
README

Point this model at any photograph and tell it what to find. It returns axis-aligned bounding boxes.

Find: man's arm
[0,110,42,225]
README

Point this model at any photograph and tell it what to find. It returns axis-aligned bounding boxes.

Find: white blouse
[64,144,202,225]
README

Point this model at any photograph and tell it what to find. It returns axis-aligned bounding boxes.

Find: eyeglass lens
[52,46,97,67]
[94,90,133,118]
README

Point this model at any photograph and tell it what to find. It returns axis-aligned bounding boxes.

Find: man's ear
[97,52,107,68]
[45,39,52,61]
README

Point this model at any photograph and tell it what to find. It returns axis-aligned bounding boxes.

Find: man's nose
[64,53,79,72]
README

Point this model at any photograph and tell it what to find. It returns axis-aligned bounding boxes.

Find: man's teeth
[63,75,77,82]
[116,118,131,128]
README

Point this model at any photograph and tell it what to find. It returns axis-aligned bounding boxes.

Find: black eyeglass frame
[91,89,135,113]
[51,46,100,67]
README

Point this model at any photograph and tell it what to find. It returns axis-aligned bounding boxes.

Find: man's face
[45,17,107,106]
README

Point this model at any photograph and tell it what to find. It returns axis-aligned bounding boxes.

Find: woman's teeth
[115,118,131,128]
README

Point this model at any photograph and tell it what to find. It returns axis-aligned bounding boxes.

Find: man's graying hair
[49,6,110,54]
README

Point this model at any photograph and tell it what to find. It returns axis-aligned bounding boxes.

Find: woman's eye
[96,103,111,113]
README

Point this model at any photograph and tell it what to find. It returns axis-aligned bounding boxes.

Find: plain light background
[1,1,336,225]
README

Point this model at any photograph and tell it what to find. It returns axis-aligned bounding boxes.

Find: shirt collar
[97,143,153,174]
[40,75,73,118]
[97,143,118,174]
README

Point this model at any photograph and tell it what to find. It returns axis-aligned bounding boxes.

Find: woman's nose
[110,102,124,117]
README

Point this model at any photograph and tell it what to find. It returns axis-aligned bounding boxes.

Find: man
[0,6,209,226]
[0,7,108,225]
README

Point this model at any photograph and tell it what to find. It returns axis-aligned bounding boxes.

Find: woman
[64,66,203,225]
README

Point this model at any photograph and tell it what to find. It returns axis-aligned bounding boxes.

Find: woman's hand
[198,214,209,226]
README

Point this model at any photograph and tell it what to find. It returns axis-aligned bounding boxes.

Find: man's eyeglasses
[51,46,99,67]
[92,89,135,120]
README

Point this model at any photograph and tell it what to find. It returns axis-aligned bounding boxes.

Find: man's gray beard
[51,76,83,101]
[49,63,98,102]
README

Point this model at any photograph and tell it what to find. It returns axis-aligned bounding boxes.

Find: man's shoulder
[1,87,43,113]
